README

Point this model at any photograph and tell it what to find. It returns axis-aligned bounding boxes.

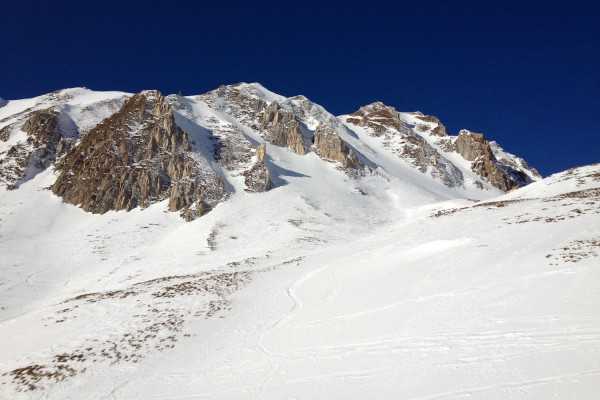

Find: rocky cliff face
[52,91,226,221]
[0,88,128,189]
[313,124,359,168]
[412,113,449,137]
[198,84,310,156]
[260,102,308,155]
[0,109,65,189]
[343,102,542,192]
[455,130,529,191]
[243,143,272,192]
[346,103,464,187]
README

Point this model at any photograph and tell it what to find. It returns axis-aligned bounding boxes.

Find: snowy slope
[0,85,598,399]
[1,160,598,399]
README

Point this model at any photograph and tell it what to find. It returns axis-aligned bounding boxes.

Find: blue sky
[1,0,598,176]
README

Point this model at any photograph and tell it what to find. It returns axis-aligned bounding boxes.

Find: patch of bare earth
[546,238,600,265]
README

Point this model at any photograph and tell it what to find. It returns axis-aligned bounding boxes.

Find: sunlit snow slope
[0,85,598,399]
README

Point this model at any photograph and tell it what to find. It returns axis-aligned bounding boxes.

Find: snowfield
[0,86,599,399]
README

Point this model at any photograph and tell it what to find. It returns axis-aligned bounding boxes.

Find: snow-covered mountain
[0,83,539,215]
[0,84,598,399]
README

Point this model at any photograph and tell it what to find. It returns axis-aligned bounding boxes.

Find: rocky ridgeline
[412,113,449,137]
[455,130,540,191]
[197,83,266,130]
[347,103,464,187]
[52,91,226,221]
[346,102,539,191]
[0,83,542,220]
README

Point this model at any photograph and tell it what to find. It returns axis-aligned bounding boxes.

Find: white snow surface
[0,87,599,399]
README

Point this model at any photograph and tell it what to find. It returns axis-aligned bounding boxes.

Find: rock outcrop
[345,102,463,187]
[0,109,66,189]
[244,143,272,192]
[413,114,449,137]
[455,130,522,191]
[346,102,404,135]
[313,124,359,168]
[199,84,309,155]
[199,83,267,129]
[260,102,307,155]
[52,91,226,220]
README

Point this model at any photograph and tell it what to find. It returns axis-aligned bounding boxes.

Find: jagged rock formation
[0,88,128,190]
[260,102,307,155]
[197,83,267,130]
[0,109,66,189]
[313,124,359,168]
[455,130,489,162]
[52,91,226,221]
[198,84,310,156]
[346,102,464,187]
[455,130,524,191]
[413,114,448,137]
[244,143,272,192]
[344,102,541,191]
[0,83,542,221]
[346,102,404,135]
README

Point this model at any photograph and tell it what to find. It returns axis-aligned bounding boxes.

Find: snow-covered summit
[0,83,540,218]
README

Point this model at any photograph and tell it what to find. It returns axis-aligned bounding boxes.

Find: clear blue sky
[1,0,598,176]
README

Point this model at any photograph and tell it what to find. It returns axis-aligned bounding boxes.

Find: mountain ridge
[0,84,598,399]
[0,83,541,220]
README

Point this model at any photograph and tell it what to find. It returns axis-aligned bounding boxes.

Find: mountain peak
[1,85,597,398]
[218,82,286,103]
[0,83,543,220]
